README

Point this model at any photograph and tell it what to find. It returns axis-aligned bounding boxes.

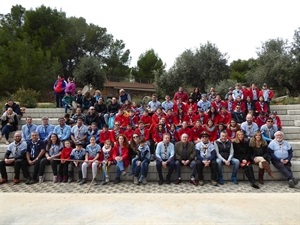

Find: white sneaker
[39,176,44,183]
[134,177,138,185]
[53,176,57,183]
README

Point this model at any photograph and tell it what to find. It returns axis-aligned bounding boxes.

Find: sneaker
[113,178,121,184]
[0,178,8,184]
[93,179,99,186]
[150,154,155,162]
[218,178,224,185]
[142,177,148,185]
[39,176,44,184]
[121,170,127,176]
[158,179,163,185]
[101,180,108,185]
[292,178,299,185]
[138,175,144,183]
[134,177,138,185]
[211,180,218,186]
[28,179,36,185]
[53,176,58,183]
[105,176,110,183]
[231,177,238,185]
[13,179,20,185]
[196,180,203,186]
[288,179,295,188]
[25,178,32,185]
[79,179,87,185]
[128,172,134,176]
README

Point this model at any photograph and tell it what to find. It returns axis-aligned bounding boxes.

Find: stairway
[0,106,299,182]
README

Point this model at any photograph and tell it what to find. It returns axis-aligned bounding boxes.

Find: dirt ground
[0,193,299,225]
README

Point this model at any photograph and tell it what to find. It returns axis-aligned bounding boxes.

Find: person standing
[155,133,175,185]
[269,131,298,188]
[53,75,67,108]
[65,77,76,96]
[0,132,29,185]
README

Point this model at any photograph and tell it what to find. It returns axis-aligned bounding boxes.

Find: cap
[200,131,210,137]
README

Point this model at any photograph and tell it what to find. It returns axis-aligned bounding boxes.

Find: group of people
[0,81,298,189]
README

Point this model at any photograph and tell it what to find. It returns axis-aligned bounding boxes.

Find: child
[58,140,73,183]
[80,136,101,185]
[68,142,86,183]
[134,138,150,185]
[124,124,135,143]
[99,124,111,147]
[100,140,113,185]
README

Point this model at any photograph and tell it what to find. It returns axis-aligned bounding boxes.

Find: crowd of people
[0,80,299,189]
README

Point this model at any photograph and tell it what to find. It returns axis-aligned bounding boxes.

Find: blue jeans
[134,159,150,178]
[115,160,125,179]
[272,160,293,180]
[62,99,71,113]
[175,160,197,179]
[130,157,139,174]
[216,158,240,179]
[1,124,17,139]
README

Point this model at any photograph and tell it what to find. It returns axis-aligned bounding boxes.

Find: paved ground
[0,181,299,225]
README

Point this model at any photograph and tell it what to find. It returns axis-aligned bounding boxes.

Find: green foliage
[133,49,165,80]
[73,56,106,89]
[12,88,40,108]
[230,59,257,83]
[213,79,238,97]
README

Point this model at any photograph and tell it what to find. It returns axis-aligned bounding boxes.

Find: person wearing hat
[36,116,54,144]
[69,142,86,183]
[195,131,218,186]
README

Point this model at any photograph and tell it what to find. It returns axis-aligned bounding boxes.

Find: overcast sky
[2,0,300,69]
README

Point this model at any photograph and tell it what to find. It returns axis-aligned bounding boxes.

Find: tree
[246,38,295,95]
[229,59,257,83]
[168,42,229,92]
[73,56,106,90]
[133,49,165,81]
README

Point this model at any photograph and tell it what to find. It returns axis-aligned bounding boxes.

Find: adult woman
[53,75,67,108]
[39,133,63,183]
[128,133,140,176]
[205,106,218,124]
[0,107,18,145]
[111,134,130,184]
[232,130,259,189]
[226,119,240,140]
[249,131,274,184]
[202,119,217,142]
[80,136,101,185]
[190,87,202,103]
[65,77,76,96]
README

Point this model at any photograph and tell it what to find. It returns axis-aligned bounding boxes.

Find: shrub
[12,88,40,108]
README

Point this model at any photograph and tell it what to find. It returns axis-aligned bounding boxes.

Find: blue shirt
[260,124,278,142]
[155,141,174,162]
[70,148,86,160]
[46,143,63,156]
[268,140,293,161]
[36,124,54,142]
[71,125,88,142]
[241,122,259,139]
[22,124,38,141]
[6,141,27,159]
[147,100,161,113]
[197,100,211,112]
[53,125,71,141]
[195,141,216,161]
[161,101,174,112]
[85,144,101,158]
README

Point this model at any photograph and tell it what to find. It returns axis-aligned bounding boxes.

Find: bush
[12,88,40,108]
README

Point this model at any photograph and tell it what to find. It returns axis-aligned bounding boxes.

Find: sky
[2,0,300,69]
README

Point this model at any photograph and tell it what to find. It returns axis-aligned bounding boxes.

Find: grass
[272,96,300,105]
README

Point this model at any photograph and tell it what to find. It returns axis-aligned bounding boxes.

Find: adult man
[195,132,218,186]
[173,86,189,103]
[85,106,99,129]
[231,105,245,124]
[26,132,46,184]
[3,99,22,119]
[74,89,84,109]
[215,131,240,185]
[0,132,29,185]
[197,94,211,112]
[94,97,107,128]
[155,133,175,185]
[104,97,120,125]
[21,116,37,142]
[260,118,278,143]
[53,118,71,142]
[71,117,88,146]
[241,114,259,140]
[35,116,54,143]
[72,107,85,124]
[161,95,174,114]
[174,133,197,185]
[147,94,161,115]
[269,131,299,188]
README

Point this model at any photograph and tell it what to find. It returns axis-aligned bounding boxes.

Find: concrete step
[23,112,64,118]
[19,118,59,126]
[281,126,300,134]
[271,104,300,110]
[25,108,65,113]
[287,110,300,115]
[2,160,300,182]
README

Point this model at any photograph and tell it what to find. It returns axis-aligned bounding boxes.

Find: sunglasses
[133,136,139,138]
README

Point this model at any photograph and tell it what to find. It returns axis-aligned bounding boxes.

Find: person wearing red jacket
[151,108,165,132]
[140,110,152,128]
[173,98,188,113]
[233,96,246,113]
[124,124,135,143]
[58,140,73,183]
[249,83,260,104]
[111,134,129,184]
[174,108,188,127]
[215,107,232,126]
[269,111,282,130]
[173,86,189,103]
[241,84,250,102]
[211,94,225,112]
[254,96,268,116]
[186,108,198,127]
[99,124,111,147]
[202,119,218,142]
[259,83,274,113]
[114,109,128,129]
[186,97,198,114]
[224,94,235,113]
[169,124,180,145]
[204,107,218,125]
[165,109,176,127]
[255,111,268,128]
[127,110,139,129]
[135,121,150,142]
[110,122,124,145]
[191,120,204,144]
[177,121,193,142]
[152,124,165,145]
[226,119,240,140]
